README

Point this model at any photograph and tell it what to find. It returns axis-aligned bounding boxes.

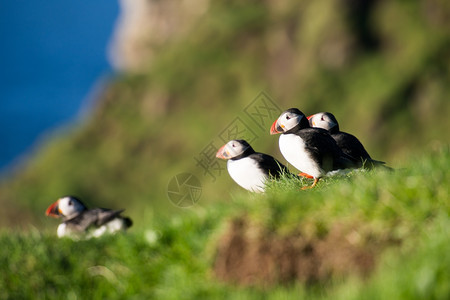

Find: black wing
[297,128,357,171]
[332,132,371,160]
[249,153,289,178]
[65,208,126,232]
[332,132,386,168]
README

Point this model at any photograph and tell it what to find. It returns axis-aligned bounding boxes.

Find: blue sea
[0,0,119,173]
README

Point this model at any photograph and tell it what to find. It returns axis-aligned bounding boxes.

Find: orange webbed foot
[301,178,319,190]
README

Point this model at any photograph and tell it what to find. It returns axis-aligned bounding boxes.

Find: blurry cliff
[1,0,449,228]
[110,0,209,72]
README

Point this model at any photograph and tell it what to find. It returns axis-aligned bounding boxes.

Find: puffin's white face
[46,196,86,218]
[271,111,303,134]
[309,112,337,131]
[58,197,85,217]
[216,140,250,159]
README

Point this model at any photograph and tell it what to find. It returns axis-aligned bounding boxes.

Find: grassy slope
[1,148,448,299]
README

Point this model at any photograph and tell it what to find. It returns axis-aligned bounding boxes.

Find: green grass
[1,148,448,299]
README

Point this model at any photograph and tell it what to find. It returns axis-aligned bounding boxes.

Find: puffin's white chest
[279,134,323,178]
[227,157,267,193]
[57,223,68,238]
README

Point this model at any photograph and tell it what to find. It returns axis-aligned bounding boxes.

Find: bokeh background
[1,0,449,228]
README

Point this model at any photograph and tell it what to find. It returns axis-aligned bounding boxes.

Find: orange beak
[270,119,282,135]
[216,144,229,159]
[46,200,61,218]
[307,115,313,120]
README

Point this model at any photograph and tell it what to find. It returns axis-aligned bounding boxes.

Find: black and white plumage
[46,196,132,238]
[270,108,356,189]
[216,139,288,192]
[308,112,387,168]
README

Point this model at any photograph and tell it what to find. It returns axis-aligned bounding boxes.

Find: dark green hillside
[0,0,449,232]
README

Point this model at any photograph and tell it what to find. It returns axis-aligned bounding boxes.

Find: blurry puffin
[46,196,132,238]
[308,112,387,168]
[270,108,356,189]
[216,139,289,192]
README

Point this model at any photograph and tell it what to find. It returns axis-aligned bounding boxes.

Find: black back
[310,112,387,169]
[248,152,289,178]
[64,208,131,232]
[332,132,370,160]
[332,132,387,168]
[296,128,357,172]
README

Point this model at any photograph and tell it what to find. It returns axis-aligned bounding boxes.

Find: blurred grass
[1,147,448,299]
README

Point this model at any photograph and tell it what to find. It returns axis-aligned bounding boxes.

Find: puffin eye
[286,115,291,120]
[68,201,72,206]
[321,116,324,121]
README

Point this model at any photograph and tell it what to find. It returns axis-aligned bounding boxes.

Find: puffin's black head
[46,196,87,219]
[308,112,340,133]
[285,108,303,115]
[216,140,255,160]
[270,108,310,134]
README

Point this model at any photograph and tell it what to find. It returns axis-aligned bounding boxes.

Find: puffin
[308,112,387,168]
[216,139,289,192]
[46,196,132,238]
[270,108,356,189]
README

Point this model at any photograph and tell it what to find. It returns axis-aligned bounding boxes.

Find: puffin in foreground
[270,108,356,189]
[308,112,387,168]
[46,196,132,238]
[216,139,289,192]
